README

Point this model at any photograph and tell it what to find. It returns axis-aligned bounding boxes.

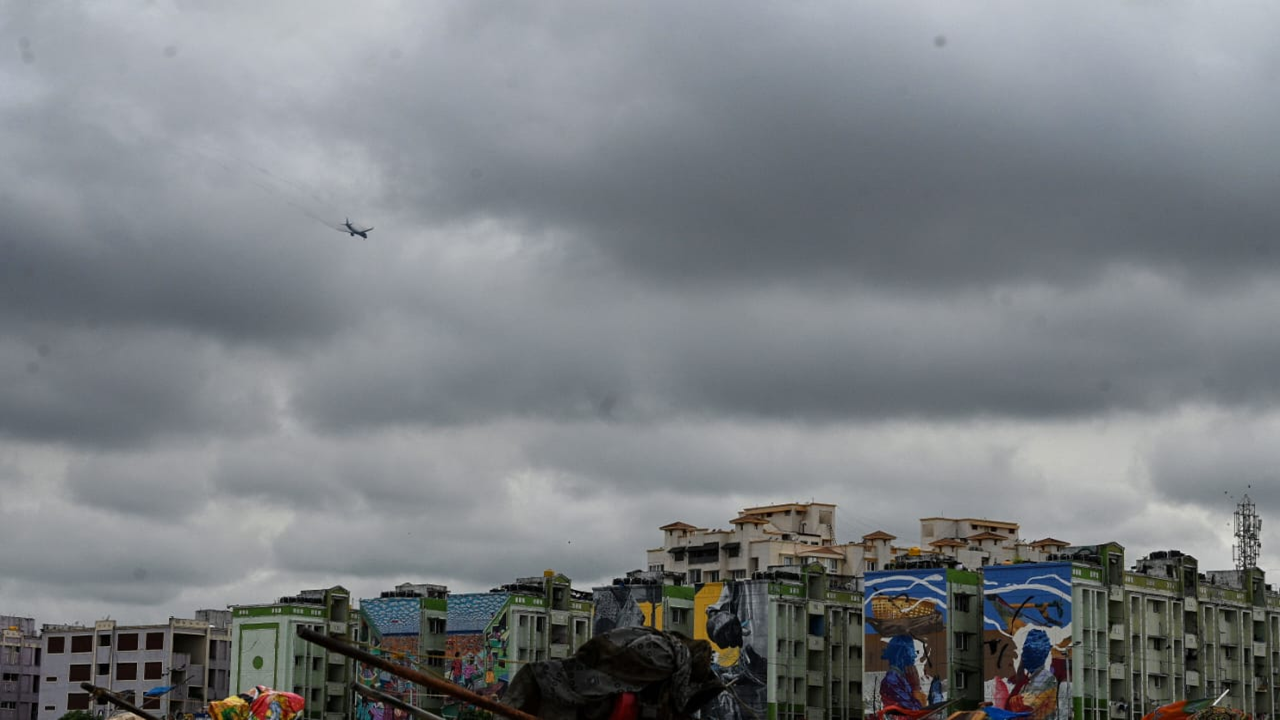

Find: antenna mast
[1233,493,1262,571]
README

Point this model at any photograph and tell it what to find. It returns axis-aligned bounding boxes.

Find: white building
[647,504,1070,582]
[37,611,231,720]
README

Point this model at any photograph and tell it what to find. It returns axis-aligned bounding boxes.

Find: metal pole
[78,683,164,720]
[351,682,447,720]
[295,627,539,720]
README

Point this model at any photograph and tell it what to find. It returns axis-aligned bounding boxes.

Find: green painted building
[229,586,354,720]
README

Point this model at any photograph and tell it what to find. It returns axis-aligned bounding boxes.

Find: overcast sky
[3,0,1280,625]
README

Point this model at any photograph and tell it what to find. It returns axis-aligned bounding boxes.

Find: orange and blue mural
[982,563,1074,720]
[863,569,950,715]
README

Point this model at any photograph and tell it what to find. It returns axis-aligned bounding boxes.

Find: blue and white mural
[982,563,1074,720]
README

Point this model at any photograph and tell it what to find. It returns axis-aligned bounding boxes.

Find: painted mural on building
[355,597,424,720]
[443,593,511,715]
[863,570,949,716]
[693,581,770,720]
[982,564,1074,720]
[593,584,664,635]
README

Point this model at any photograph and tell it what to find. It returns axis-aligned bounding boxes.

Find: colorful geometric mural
[693,582,770,720]
[863,570,950,716]
[355,597,428,720]
[982,563,1074,720]
[443,593,512,713]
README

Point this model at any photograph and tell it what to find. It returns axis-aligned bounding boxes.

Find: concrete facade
[0,617,40,720]
[229,586,353,720]
[37,612,231,720]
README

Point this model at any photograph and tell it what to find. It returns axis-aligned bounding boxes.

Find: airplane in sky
[341,218,373,239]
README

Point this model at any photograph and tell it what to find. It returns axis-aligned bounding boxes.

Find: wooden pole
[295,627,539,720]
[78,683,164,720]
[351,681,447,720]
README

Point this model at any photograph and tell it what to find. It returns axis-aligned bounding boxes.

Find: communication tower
[1233,493,1262,571]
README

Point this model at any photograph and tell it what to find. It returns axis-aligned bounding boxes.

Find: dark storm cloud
[0,324,279,447]
[339,1,1280,290]
[4,0,1280,620]
[292,270,1280,429]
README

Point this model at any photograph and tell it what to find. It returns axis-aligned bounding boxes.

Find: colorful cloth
[209,686,304,720]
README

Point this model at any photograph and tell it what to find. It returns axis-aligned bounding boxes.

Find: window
[209,642,218,660]
[45,677,56,683]
[117,633,139,651]
[688,569,702,583]
[732,569,747,580]
[98,635,111,647]
[116,662,138,681]
[954,593,972,612]
[0,701,12,710]
[97,664,109,675]
[142,698,160,710]
[144,662,163,680]
[66,693,90,711]
[865,561,876,572]
[69,665,91,682]
[706,570,719,582]
[1,673,17,682]
[954,632,970,651]
[956,672,969,690]
[782,556,794,566]
[70,635,92,653]
[146,632,165,650]
[47,637,64,654]
[648,564,664,572]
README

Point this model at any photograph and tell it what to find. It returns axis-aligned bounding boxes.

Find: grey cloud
[64,449,214,518]
[335,2,1280,290]
[0,325,279,447]
[291,270,1280,431]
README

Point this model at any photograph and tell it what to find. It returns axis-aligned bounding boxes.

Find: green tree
[58,711,96,720]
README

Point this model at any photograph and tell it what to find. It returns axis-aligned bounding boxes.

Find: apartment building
[0,616,40,720]
[37,611,231,720]
[441,571,592,719]
[354,583,449,716]
[229,586,353,720]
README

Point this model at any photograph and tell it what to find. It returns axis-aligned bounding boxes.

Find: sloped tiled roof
[1031,537,1070,547]
[967,531,1008,541]
[660,521,699,531]
[929,538,968,547]
[862,530,897,541]
[731,515,769,525]
[798,546,844,558]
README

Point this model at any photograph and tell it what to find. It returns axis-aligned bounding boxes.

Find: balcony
[1185,634,1198,650]
[1186,671,1200,687]
[1185,597,1197,611]
[1110,586,1125,601]
[1110,624,1126,641]
[1110,664,1126,680]
[808,636,825,652]
[808,670,824,687]
[1255,642,1268,657]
